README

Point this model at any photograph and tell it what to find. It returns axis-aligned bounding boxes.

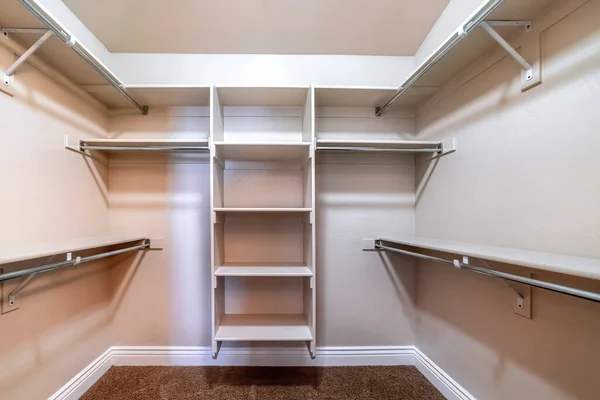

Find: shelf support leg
[479,21,533,81]
[306,340,316,359]
[2,29,53,86]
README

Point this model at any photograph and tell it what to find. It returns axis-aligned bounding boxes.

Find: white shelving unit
[210,86,316,358]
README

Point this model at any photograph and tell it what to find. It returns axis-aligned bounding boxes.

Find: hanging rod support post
[479,21,533,81]
[3,29,53,86]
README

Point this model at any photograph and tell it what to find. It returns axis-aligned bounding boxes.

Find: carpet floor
[81,365,444,400]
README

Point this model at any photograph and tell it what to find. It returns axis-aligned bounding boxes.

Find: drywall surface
[413,0,484,66]
[315,108,418,346]
[414,1,600,399]
[105,108,213,346]
[0,45,112,399]
[109,54,415,87]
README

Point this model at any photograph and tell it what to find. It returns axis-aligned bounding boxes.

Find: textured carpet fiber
[81,365,444,400]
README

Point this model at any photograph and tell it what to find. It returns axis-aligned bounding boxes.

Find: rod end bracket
[142,105,149,115]
[375,107,382,117]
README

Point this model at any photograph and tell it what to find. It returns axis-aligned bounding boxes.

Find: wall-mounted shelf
[215,314,313,341]
[215,266,313,277]
[0,236,147,266]
[375,0,557,115]
[378,236,600,281]
[65,137,210,157]
[316,139,443,153]
[82,85,212,110]
[217,86,310,107]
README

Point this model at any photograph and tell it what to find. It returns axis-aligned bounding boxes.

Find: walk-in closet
[0,0,599,399]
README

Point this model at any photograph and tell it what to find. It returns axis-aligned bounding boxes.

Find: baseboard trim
[48,347,113,400]
[414,348,476,400]
[51,346,474,400]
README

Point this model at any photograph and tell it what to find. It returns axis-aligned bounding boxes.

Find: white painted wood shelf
[214,142,311,162]
[0,236,146,265]
[81,138,209,149]
[215,265,313,277]
[317,139,443,152]
[215,314,313,341]
[379,237,600,281]
[213,208,313,213]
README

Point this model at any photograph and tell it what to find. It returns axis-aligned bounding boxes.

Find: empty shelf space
[215,265,313,277]
[214,208,313,213]
[0,236,147,265]
[217,86,310,107]
[378,237,600,281]
[316,139,443,153]
[214,142,311,163]
[215,314,312,341]
[314,86,438,109]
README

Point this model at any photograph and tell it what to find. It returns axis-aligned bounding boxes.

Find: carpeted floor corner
[81,365,445,399]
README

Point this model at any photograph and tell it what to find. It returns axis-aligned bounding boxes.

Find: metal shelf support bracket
[2,28,53,86]
[480,21,534,81]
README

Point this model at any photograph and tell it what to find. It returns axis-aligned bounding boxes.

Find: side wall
[0,45,112,399]
[414,1,600,399]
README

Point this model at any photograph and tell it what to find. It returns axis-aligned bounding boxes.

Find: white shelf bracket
[480,21,534,82]
[2,28,53,86]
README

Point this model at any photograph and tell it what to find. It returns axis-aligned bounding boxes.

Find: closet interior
[1,0,599,399]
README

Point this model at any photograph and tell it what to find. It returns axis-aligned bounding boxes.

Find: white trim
[50,346,475,400]
[414,348,476,400]
[48,347,113,400]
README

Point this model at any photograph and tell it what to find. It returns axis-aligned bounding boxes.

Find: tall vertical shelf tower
[210,86,316,358]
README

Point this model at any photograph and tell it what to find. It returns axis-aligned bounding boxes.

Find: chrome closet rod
[317,147,441,153]
[0,241,150,282]
[18,0,149,115]
[375,0,505,116]
[375,242,600,303]
[80,146,210,152]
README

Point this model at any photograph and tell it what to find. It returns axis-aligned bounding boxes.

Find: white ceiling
[60,0,450,56]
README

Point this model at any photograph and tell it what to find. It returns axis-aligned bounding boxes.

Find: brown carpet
[81,366,444,400]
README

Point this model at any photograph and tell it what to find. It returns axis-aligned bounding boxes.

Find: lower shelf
[215,265,313,277]
[215,314,313,341]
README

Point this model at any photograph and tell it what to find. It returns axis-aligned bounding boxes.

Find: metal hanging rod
[375,240,600,303]
[317,147,442,153]
[80,145,210,152]
[375,0,506,117]
[12,0,148,115]
[0,240,150,283]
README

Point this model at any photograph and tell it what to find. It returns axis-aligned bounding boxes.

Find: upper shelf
[314,86,438,109]
[372,0,559,112]
[83,85,212,110]
[316,139,443,153]
[378,236,600,281]
[0,236,147,266]
[77,138,209,154]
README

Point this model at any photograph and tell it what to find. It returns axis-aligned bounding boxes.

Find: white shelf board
[215,266,313,277]
[215,314,312,341]
[82,138,208,147]
[314,86,439,108]
[317,139,442,150]
[213,208,312,213]
[214,142,311,162]
[0,236,146,266]
[379,237,600,281]
[82,85,211,109]
[217,86,309,107]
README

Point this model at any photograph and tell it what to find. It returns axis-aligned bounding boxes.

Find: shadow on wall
[0,245,144,398]
[416,256,600,399]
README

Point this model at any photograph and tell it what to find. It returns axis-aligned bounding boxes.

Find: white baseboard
[414,348,475,400]
[48,348,113,400]
[51,346,473,400]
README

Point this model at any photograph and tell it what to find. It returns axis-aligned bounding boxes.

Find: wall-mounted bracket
[2,28,53,86]
[480,21,534,83]
[486,20,532,32]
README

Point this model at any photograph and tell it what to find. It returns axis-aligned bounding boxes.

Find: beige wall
[0,45,113,399]
[414,0,600,399]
